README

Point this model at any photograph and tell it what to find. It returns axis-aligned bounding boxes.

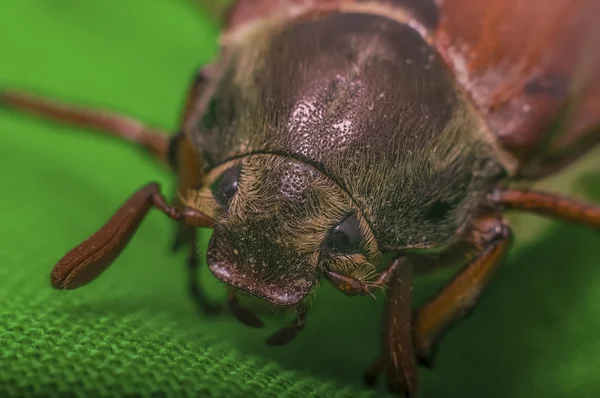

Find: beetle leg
[169,65,212,253]
[0,65,214,171]
[227,289,265,328]
[379,257,418,397]
[326,259,418,394]
[496,189,600,229]
[412,216,512,367]
[1,65,224,312]
[0,89,170,166]
[265,303,308,346]
[168,66,222,315]
[51,182,212,290]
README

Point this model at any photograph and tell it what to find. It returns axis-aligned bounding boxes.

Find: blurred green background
[1,1,600,397]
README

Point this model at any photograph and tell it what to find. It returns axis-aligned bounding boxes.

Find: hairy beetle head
[185,154,379,306]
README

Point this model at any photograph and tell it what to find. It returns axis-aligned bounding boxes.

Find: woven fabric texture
[1,1,600,397]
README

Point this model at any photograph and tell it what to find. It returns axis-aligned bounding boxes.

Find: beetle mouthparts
[209,257,311,306]
[227,287,308,346]
[206,231,316,307]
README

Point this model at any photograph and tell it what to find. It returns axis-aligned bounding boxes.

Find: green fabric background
[1,1,600,397]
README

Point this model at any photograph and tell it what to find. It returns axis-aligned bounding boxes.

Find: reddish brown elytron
[434,0,600,178]
[1,1,599,396]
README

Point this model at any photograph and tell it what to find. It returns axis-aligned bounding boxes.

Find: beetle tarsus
[265,304,307,346]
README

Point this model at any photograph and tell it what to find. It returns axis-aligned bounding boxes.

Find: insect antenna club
[2,0,599,396]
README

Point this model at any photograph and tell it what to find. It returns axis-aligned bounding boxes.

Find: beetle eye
[211,165,241,208]
[325,214,362,254]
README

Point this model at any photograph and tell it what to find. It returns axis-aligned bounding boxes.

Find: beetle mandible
[2,0,599,396]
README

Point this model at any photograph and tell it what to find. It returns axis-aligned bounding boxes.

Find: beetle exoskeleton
[1,1,599,396]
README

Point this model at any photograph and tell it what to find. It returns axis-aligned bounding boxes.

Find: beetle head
[185,154,379,307]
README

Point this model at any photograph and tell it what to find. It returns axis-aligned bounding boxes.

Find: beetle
[1,0,599,396]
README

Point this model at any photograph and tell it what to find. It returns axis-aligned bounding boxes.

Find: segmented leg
[1,64,222,315]
[0,89,171,166]
[51,183,212,289]
[169,67,224,315]
[497,189,600,229]
[381,257,418,397]
[412,216,512,367]
[361,257,416,396]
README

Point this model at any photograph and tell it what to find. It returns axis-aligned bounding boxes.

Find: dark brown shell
[222,0,600,179]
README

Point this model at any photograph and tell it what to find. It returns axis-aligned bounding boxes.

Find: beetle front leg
[51,182,212,290]
[380,257,418,397]
[412,216,512,367]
